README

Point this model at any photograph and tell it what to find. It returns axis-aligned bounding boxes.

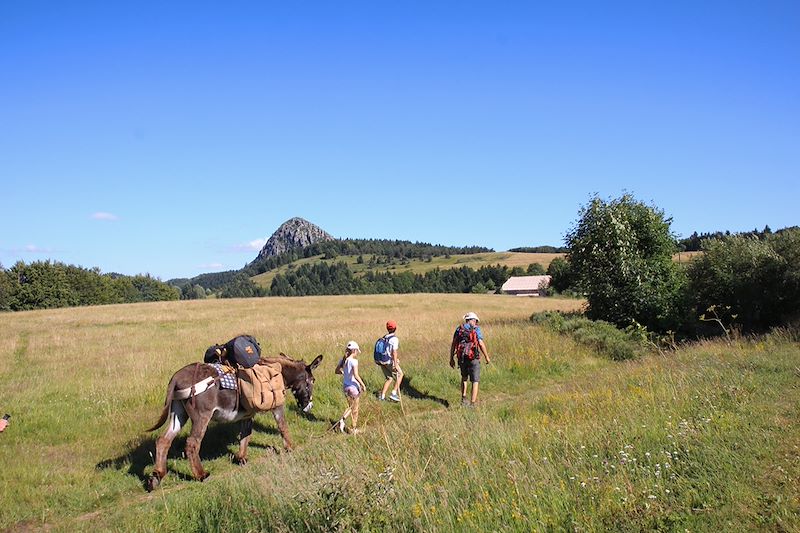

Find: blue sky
[2,1,798,280]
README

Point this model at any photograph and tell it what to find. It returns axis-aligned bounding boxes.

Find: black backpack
[225,335,262,368]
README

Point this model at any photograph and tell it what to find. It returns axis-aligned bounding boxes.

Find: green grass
[1,295,798,532]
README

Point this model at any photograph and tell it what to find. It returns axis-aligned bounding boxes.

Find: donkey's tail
[145,375,177,432]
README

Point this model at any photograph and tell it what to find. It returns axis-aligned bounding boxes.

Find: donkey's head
[286,354,323,414]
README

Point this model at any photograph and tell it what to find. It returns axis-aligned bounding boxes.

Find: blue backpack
[373,334,395,365]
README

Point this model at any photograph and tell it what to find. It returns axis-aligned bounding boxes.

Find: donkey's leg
[272,405,294,451]
[148,401,188,491]
[235,417,254,465]
[185,411,213,481]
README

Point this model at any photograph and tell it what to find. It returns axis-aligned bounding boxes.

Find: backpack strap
[384,333,395,355]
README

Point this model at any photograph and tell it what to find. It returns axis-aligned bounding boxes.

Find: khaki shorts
[379,362,402,380]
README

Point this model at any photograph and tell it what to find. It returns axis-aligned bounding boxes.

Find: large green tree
[566,194,683,332]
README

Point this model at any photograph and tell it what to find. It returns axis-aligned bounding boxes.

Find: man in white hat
[450,312,491,406]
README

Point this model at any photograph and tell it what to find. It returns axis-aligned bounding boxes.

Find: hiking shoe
[461,397,469,406]
[349,428,360,435]
[378,394,386,401]
[337,419,345,433]
[389,392,401,402]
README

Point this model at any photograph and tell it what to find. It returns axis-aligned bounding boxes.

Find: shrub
[531,311,649,360]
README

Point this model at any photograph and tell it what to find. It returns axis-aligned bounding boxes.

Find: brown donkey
[146,354,322,491]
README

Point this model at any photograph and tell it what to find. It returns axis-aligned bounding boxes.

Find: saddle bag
[238,362,285,412]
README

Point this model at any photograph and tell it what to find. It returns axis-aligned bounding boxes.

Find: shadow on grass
[400,375,450,408]
[96,418,285,484]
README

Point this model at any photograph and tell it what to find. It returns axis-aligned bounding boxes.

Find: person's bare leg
[471,382,479,404]
[381,377,393,398]
[393,370,404,395]
[350,396,360,429]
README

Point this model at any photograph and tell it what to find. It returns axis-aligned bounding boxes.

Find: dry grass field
[1,293,798,532]
[0,294,582,530]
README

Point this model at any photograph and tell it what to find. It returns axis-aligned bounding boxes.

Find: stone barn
[501,275,552,296]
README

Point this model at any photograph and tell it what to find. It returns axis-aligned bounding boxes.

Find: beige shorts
[379,362,402,380]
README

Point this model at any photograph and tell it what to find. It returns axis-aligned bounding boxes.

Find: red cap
[386,320,397,331]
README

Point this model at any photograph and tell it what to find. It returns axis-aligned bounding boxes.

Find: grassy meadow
[1,294,798,532]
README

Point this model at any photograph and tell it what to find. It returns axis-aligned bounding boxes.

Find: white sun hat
[346,341,360,351]
[464,312,480,322]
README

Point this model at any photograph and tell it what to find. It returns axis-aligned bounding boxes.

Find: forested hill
[246,238,492,276]
[171,238,498,298]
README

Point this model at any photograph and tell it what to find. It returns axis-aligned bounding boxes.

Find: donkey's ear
[308,354,323,371]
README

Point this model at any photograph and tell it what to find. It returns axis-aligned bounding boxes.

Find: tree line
[267,262,545,297]
[508,245,569,253]
[678,225,784,251]
[0,260,180,311]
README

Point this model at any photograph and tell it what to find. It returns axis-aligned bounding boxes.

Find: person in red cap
[376,320,403,402]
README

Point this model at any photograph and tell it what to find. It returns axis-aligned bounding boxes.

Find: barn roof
[501,275,552,292]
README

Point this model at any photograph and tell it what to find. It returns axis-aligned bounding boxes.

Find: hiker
[376,320,403,402]
[0,413,9,433]
[450,312,491,406]
[335,341,367,434]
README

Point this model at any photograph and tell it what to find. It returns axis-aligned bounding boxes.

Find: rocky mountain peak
[254,217,334,260]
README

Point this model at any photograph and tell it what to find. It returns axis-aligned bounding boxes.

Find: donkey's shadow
[400,375,449,408]
[96,418,281,482]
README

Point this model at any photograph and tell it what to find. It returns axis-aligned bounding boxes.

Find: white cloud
[230,238,267,253]
[22,244,55,254]
[91,212,119,221]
